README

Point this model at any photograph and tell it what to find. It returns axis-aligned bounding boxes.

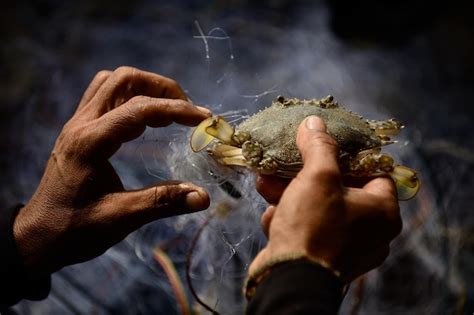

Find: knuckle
[112,66,137,84]
[94,70,111,81]
[303,165,340,187]
[164,77,179,88]
[159,77,181,96]
[59,123,81,142]
[114,65,136,76]
[171,99,187,109]
[125,106,141,123]
[390,212,403,238]
[127,95,148,106]
[60,120,74,134]
[55,125,89,158]
[315,167,340,182]
[322,133,338,145]
[309,131,338,148]
[154,185,177,208]
[124,96,147,118]
[383,202,403,238]
[299,133,338,161]
[378,216,402,242]
[317,193,343,214]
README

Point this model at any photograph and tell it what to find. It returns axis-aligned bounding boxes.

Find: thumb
[261,205,277,238]
[296,116,340,180]
[99,181,210,230]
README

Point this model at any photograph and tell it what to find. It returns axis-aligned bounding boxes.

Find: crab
[190,95,420,200]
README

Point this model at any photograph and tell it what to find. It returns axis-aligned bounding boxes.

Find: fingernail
[196,105,212,116]
[305,115,325,131]
[186,191,209,211]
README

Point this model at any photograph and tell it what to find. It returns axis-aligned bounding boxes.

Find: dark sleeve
[246,260,344,315]
[0,204,51,310]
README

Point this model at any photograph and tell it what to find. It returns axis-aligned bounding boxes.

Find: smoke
[2,0,473,314]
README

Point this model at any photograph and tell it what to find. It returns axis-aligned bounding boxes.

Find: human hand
[13,67,211,276]
[250,116,402,282]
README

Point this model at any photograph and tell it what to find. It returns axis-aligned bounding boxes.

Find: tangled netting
[3,1,473,314]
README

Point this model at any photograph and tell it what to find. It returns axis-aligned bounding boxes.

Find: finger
[255,174,291,204]
[357,177,401,239]
[363,244,390,271]
[362,176,397,200]
[346,188,402,241]
[77,70,112,110]
[99,181,210,232]
[296,116,341,185]
[261,205,276,238]
[345,245,390,282]
[85,97,211,158]
[88,66,189,117]
[342,175,373,188]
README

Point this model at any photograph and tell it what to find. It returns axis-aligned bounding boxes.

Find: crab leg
[217,156,248,167]
[210,144,248,167]
[212,144,243,157]
[345,152,420,200]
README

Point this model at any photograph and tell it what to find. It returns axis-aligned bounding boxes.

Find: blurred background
[1,0,473,314]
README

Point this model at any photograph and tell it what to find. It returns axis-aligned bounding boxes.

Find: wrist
[0,204,52,306]
[12,203,52,276]
[249,241,342,276]
[13,205,37,274]
[245,251,343,300]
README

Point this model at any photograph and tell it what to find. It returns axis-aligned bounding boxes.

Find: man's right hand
[251,116,402,282]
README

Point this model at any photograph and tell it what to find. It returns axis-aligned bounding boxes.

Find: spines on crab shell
[368,118,404,136]
[275,95,340,109]
[273,95,339,108]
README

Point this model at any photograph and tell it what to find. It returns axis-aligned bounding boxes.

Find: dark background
[1,0,473,314]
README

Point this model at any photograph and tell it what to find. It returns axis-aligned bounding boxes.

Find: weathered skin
[190,95,419,200]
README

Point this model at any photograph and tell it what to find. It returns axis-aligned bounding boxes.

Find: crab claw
[389,165,420,200]
[190,116,235,152]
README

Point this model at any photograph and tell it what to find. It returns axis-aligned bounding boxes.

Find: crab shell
[190,95,420,200]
